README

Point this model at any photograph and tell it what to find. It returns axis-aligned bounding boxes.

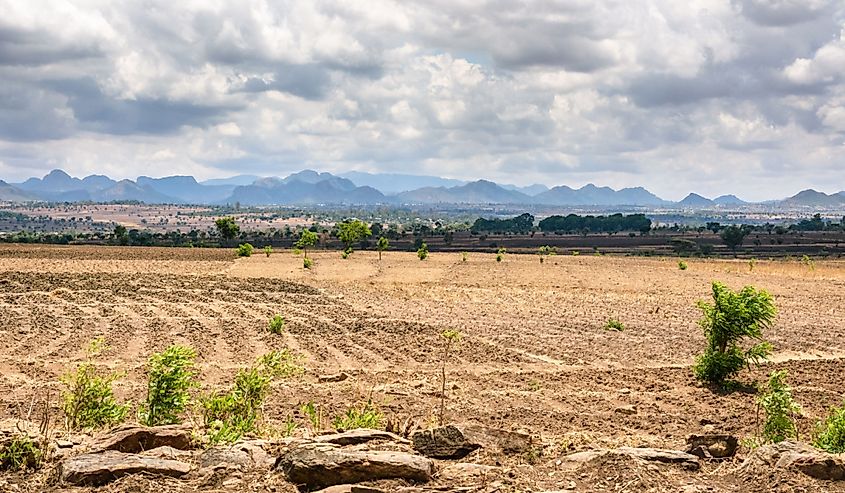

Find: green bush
[814,401,845,453]
[333,400,383,431]
[692,282,775,386]
[417,242,428,260]
[139,345,198,426]
[236,243,254,257]
[268,314,285,335]
[202,350,303,444]
[678,260,688,270]
[759,370,800,443]
[0,435,42,471]
[61,338,129,431]
[264,245,273,257]
[496,247,506,262]
[461,252,468,262]
[604,319,625,331]
[303,257,314,269]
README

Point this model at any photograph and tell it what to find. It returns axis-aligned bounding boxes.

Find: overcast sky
[1,1,844,200]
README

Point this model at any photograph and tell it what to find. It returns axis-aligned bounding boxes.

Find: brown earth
[0,244,844,491]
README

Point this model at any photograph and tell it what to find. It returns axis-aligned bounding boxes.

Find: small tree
[61,338,129,431]
[295,230,318,261]
[377,236,389,261]
[538,245,556,263]
[758,370,800,444]
[720,225,748,253]
[496,247,506,262]
[236,243,254,257]
[215,217,240,244]
[438,329,462,425]
[139,345,198,426]
[264,245,273,257]
[336,219,372,256]
[417,242,429,260]
[692,282,776,386]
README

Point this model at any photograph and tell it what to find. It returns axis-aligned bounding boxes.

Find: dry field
[1,244,844,491]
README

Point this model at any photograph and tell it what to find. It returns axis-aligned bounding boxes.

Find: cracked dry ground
[1,244,844,492]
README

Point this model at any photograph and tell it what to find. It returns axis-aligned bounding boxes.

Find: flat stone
[437,463,500,483]
[276,442,434,488]
[314,486,386,493]
[316,429,410,446]
[319,372,350,383]
[60,450,192,486]
[614,405,637,415]
[742,440,845,481]
[558,447,700,471]
[412,424,533,459]
[90,424,193,453]
[199,440,272,471]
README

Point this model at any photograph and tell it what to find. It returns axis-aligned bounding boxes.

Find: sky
[1,1,844,201]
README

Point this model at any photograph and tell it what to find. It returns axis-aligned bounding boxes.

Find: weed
[461,252,468,262]
[692,282,775,386]
[496,247,506,262]
[749,258,757,272]
[268,314,286,335]
[757,370,800,443]
[439,329,462,425]
[300,401,323,432]
[814,401,845,453]
[139,345,198,426]
[303,257,314,269]
[0,435,42,471]
[417,242,429,260]
[604,319,625,331]
[801,255,815,271]
[236,243,254,257]
[678,260,688,270]
[202,350,303,444]
[333,400,383,431]
[61,338,129,431]
[264,245,273,257]
[571,250,580,256]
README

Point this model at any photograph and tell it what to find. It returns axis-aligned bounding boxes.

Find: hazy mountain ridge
[4,169,844,209]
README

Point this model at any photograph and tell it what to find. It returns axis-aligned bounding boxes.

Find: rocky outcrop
[741,441,845,481]
[276,442,434,488]
[316,429,409,446]
[412,424,533,459]
[90,425,193,453]
[60,450,191,486]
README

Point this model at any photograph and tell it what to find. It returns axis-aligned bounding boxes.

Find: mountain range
[1,169,844,209]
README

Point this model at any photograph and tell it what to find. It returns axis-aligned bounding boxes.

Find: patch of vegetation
[377,236,389,261]
[538,245,556,263]
[214,216,240,242]
[604,319,625,331]
[333,400,383,431]
[538,213,651,234]
[692,282,775,387]
[0,435,42,471]
[461,252,468,262]
[336,219,371,255]
[720,225,749,253]
[814,401,845,453]
[496,247,506,262]
[202,350,303,444]
[439,329,462,425]
[295,230,318,261]
[61,338,129,431]
[236,243,254,257]
[300,401,324,433]
[749,258,757,272]
[139,345,198,427]
[268,314,286,335]
[417,242,429,260]
[758,370,800,444]
[264,245,273,257]
[678,260,688,270]
[303,257,314,269]
[801,255,815,271]
[472,213,534,234]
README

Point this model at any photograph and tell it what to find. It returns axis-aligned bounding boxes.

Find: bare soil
[1,245,844,491]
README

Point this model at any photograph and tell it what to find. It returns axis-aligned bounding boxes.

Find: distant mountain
[223,171,387,205]
[19,169,83,193]
[396,180,531,204]
[781,189,845,207]
[713,194,747,206]
[91,180,177,203]
[500,183,549,196]
[201,175,261,187]
[341,171,466,194]
[533,184,665,206]
[137,175,234,204]
[0,180,39,201]
[678,193,714,207]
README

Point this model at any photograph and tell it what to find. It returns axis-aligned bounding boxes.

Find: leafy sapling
[438,329,462,426]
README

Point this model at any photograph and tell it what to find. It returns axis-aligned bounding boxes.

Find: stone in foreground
[90,424,193,453]
[412,424,533,459]
[684,434,738,459]
[61,450,192,486]
[276,443,434,488]
[742,440,845,481]
[559,447,700,471]
[315,429,409,446]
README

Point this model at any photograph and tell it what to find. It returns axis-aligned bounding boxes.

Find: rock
[684,434,738,459]
[412,424,533,459]
[558,447,700,471]
[55,439,74,449]
[60,450,192,486]
[276,442,434,488]
[90,424,193,453]
[437,463,500,483]
[139,446,194,462]
[314,486,385,493]
[742,440,845,481]
[614,405,637,415]
[199,440,273,471]
[316,429,410,446]
[319,372,350,383]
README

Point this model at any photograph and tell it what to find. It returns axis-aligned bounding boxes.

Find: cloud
[0,0,844,200]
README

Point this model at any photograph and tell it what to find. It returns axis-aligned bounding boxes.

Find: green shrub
[749,258,757,272]
[61,338,129,431]
[0,435,42,471]
[678,260,688,270]
[571,250,580,256]
[758,370,800,443]
[341,247,352,259]
[692,282,775,386]
[202,350,303,444]
[539,245,556,263]
[268,314,285,335]
[461,252,468,262]
[496,247,506,262]
[801,255,815,271]
[333,400,383,431]
[264,245,273,257]
[417,242,428,260]
[236,243,254,257]
[814,401,845,453]
[604,319,625,331]
[377,236,389,261]
[139,345,198,426]
[303,257,314,269]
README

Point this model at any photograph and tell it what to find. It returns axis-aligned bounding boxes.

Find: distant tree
[215,217,240,244]
[376,236,389,261]
[113,225,128,245]
[720,225,748,253]
[296,230,318,260]
[336,219,372,255]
